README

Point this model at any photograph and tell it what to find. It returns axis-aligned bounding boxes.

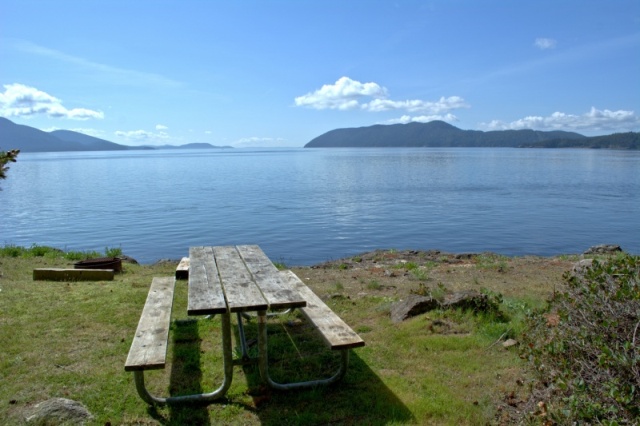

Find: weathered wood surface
[236,245,306,310]
[213,246,268,312]
[125,277,176,371]
[279,270,365,350]
[175,257,189,280]
[188,247,227,315]
[33,268,114,281]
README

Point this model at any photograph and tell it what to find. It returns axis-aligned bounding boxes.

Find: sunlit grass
[0,245,542,425]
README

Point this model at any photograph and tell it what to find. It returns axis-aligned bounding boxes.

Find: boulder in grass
[25,398,94,425]
[390,294,439,323]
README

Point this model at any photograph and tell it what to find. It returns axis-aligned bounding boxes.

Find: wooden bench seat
[175,257,189,280]
[279,270,365,350]
[125,277,176,371]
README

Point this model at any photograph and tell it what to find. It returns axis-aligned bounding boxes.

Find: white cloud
[364,96,468,113]
[0,83,104,120]
[115,129,169,142]
[295,77,468,117]
[534,38,557,50]
[295,77,387,110]
[482,107,640,133]
[155,124,168,130]
[384,113,459,125]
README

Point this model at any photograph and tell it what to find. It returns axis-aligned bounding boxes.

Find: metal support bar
[257,311,350,390]
[236,312,250,359]
[240,308,292,321]
[132,313,234,406]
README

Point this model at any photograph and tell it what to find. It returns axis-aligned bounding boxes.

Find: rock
[571,259,594,277]
[441,290,487,311]
[390,294,439,323]
[25,398,94,425]
[502,338,518,348]
[154,258,180,265]
[583,244,622,255]
[454,253,476,260]
[117,254,138,264]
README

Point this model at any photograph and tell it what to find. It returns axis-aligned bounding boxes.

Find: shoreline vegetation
[1,244,638,425]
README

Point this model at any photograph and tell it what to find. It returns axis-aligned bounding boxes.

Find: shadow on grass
[148,318,212,425]
[238,315,415,425]
[146,314,414,425]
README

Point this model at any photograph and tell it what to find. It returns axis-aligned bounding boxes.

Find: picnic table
[125,245,365,406]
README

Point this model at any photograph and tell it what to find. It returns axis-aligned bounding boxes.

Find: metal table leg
[132,312,234,405]
[257,310,350,390]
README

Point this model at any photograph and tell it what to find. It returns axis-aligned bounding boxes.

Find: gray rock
[441,290,487,310]
[502,338,519,348]
[584,244,622,255]
[25,398,93,425]
[390,294,439,323]
[571,258,594,277]
[391,290,500,323]
[117,254,139,264]
[454,253,476,260]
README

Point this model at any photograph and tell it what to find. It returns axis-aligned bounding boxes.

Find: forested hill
[304,121,639,149]
[0,117,230,152]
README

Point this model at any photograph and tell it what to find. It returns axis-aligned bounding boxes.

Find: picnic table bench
[125,245,364,405]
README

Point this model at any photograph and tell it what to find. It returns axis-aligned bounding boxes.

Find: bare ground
[290,249,575,303]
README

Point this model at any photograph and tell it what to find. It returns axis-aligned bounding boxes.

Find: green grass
[0,244,122,261]
[0,246,538,425]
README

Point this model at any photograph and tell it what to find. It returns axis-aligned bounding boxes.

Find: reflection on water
[1,147,639,264]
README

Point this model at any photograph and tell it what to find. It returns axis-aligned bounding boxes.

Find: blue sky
[1,0,639,147]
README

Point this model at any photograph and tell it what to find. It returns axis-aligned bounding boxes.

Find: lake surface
[1,148,638,265]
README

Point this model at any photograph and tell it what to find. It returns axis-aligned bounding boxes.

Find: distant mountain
[0,118,233,152]
[304,121,589,148]
[0,117,134,152]
[50,129,139,151]
[521,132,640,150]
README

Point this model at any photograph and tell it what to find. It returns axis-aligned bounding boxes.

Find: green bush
[522,254,640,424]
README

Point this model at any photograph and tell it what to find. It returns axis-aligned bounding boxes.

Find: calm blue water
[1,148,638,265]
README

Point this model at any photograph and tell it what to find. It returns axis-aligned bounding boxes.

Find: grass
[0,246,555,425]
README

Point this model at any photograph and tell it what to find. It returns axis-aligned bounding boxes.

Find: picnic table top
[187,245,307,315]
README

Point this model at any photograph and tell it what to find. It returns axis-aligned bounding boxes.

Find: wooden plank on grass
[33,268,114,281]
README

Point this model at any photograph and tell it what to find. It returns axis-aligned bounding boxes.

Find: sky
[1,0,639,148]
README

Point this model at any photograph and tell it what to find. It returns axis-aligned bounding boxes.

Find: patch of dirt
[291,249,575,302]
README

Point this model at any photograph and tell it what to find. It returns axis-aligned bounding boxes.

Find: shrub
[522,254,640,424]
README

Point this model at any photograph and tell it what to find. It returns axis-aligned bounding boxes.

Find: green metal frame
[131,309,353,405]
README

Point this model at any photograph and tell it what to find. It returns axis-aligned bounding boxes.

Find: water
[1,148,638,264]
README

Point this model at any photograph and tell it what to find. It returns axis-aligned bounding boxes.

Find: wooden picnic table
[125,244,364,406]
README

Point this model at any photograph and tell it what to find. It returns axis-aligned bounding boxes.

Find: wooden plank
[125,277,176,371]
[236,245,306,310]
[213,246,268,312]
[33,268,114,281]
[187,247,227,315]
[279,270,365,350]
[175,257,189,280]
